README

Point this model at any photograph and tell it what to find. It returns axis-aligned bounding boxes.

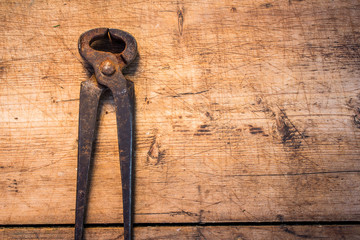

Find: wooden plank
[2,226,360,240]
[1,0,360,225]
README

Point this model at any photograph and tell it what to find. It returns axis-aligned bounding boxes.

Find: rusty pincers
[75,28,137,240]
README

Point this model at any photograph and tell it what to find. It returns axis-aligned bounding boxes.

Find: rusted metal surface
[75,28,137,240]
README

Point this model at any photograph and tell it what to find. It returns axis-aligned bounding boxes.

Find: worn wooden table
[1,0,360,239]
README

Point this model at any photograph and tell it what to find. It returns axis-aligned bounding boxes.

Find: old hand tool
[75,28,137,240]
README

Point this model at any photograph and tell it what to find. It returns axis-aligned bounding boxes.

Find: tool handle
[109,75,134,240]
[75,79,104,240]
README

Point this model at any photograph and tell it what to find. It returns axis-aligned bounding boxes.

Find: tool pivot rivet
[100,60,116,76]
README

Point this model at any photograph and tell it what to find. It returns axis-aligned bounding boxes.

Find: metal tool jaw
[75,28,137,240]
[78,28,137,89]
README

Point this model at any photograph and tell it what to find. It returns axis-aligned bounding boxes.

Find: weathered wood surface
[2,226,360,240]
[1,0,360,228]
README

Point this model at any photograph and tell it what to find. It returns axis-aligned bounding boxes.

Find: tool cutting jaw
[75,28,137,240]
[78,28,137,72]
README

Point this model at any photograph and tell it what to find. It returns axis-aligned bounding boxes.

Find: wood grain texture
[2,225,360,240]
[1,0,360,226]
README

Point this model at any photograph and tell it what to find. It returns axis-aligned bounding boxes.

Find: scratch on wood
[136,210,198,216]
[280,226,312,239]
[232,170,360,177]
[172,90,209,98]
[196,227,207,240]
[55,98,80,103]
[170,210,198,217]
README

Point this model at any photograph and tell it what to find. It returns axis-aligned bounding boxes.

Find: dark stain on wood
[354,107,360,129]
[7,179,18,193]
[346,95,360,129]
[305,34,360,70]
[177,7,184,36]
[147,135,166,165]
[145,97,150,104]
[195,124,211,136]
[289,0,304,5]
[332,35,360,63]
[248,125,269,137]
[277,214,284,222]
[236,233,247,240]
[205,111,213,120]
[0,65,5,77]
[261,3,273,8]
[198,129,210,133]
[249,125,264,135]
[276,111,305,149]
